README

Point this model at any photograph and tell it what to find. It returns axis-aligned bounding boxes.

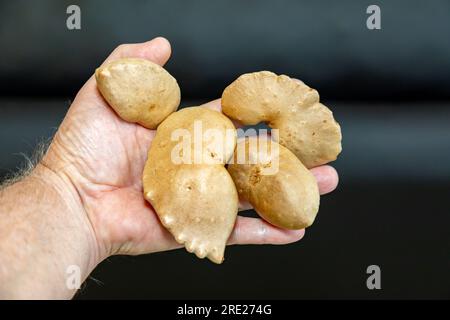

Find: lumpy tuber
[228,137,320,229]
[222,71,342,168]
[95,58,180,129]
[143,107,238,263]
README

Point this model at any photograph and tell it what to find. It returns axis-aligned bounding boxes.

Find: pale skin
[0,37,339,299]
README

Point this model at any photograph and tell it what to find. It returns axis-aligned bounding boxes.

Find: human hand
[42,37,339,263]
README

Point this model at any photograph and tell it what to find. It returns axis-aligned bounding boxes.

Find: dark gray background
[0,0,449,299]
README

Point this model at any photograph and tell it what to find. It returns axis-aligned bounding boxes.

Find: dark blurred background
[0,0,449,299]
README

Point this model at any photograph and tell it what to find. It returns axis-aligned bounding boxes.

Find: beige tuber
[143,107,238,263]
[95,58,180,129]
[222,71,342,169]
[228,137,319,229]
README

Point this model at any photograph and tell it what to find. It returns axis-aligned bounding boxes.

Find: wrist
[0,162,102,298]
[32,162,103,270]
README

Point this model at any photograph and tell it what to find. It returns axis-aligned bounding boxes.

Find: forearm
[0,164,100,299]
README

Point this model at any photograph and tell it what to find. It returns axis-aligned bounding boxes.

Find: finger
[200,98,222,112]
[238,199,253,211]
[228,216,305,245]
[200,99,244,129]
[310,165,339,195]
[102,36,172,66]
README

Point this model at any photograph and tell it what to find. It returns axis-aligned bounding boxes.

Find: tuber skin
[95,58,180,129]
[222,71,342,169]
[143,107,238,264]
[228,137,320,230]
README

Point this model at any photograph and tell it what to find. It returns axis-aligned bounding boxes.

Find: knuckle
[115,43,131,55]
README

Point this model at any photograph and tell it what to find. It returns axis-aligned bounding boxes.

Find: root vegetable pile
[95,58,342,263]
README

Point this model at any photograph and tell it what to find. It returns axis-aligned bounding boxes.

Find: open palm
[42,38,339,260]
